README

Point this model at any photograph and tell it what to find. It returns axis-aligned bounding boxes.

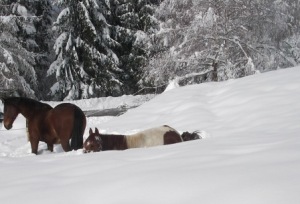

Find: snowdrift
[0,67,299,204]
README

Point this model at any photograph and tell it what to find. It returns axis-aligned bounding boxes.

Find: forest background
[1,0,299,101]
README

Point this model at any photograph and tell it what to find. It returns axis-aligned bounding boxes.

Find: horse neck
[101,134,128,150]
[18,100,51,119]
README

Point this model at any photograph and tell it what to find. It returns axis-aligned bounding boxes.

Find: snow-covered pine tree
[108,0,158,94]
[0,0,54,99]
[48,0,122,100]
[0,0,38,98]
[30,0,56,100]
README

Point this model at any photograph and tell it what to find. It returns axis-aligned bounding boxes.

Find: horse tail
[181,131,201,142]
[70,106,86,150]
[26,119,30,141]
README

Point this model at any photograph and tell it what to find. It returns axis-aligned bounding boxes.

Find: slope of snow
[0,67,299,204]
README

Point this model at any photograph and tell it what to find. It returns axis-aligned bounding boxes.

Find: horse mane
[5,97,52,111]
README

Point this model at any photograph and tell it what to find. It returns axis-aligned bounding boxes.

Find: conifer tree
[48,0,121,100]
[0,0,52,98]
[32,0,55,100]
[109,0,158,94]
[0,0,50,98]
[49,0,158,99]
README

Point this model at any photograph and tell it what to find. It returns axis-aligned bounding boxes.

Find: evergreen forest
[1,0,299,100]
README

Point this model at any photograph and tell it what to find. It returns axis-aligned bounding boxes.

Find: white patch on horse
[125,126,178,148]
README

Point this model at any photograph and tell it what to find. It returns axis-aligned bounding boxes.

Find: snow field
[0,67,299,204]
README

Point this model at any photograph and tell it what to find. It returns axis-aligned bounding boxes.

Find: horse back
[49,103,76,130]
[126,125,182,148]
[101,134,128,150]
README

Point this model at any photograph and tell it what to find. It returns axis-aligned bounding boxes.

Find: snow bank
[46,94,155,112]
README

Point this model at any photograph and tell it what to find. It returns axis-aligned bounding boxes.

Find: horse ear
[95,128,99,134]
[89,128,93,135]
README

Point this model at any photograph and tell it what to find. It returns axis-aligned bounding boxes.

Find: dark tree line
[1,0,158,100]
[1,0,299,100]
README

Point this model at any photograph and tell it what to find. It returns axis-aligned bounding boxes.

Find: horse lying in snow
[83,125,200,153]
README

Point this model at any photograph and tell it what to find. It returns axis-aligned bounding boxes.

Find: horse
[1,97,86,154]
[83,125,201,153]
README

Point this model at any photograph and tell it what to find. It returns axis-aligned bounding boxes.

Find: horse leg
[30,139,39,155]
[28,129,39,154]
[61,141,71,152]
[47,143,54,152]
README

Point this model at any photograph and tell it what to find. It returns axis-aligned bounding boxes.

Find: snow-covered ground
[0,67,299,204]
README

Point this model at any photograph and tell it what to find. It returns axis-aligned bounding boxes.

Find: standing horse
[2,97,86,154]
[83,125,200,153]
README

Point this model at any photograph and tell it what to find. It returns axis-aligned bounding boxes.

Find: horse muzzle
[83,145,103,153]
[4,122,12,130]
[83,149,90,153]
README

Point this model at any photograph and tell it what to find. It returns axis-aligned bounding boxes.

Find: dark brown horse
[2,97,86,154]
[83,125,200,153]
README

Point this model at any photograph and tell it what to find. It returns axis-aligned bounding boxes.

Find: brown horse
[83,125,201,153]
[2,97,86,154]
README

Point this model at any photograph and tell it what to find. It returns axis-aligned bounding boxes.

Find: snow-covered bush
[140,0,300,90]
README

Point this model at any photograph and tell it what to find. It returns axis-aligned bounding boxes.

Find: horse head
[1,89,19,129]
[83,128,103,153]
[2,98,20,130]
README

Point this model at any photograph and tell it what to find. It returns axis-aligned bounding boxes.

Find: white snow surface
[0,67,299,204]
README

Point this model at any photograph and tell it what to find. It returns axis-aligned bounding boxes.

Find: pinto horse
[2,97,86,154]
[83,125,200,153]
